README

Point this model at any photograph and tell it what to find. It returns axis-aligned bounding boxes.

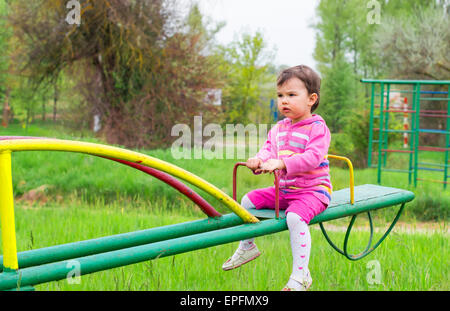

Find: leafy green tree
[0,0,11,126]
[319,55,357,132]
[313,0,370,132]
[372,4,449,146]
[219,31,275,124]
[314,0,352,67]
[381,0,448,17]
[314,0,383,77]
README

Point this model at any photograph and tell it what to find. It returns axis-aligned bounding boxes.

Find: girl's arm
[246,125,278,174]
[254,125,278,162]
[282,123,331,175]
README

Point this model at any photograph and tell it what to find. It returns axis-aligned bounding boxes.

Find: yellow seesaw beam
[0,151,19,271]
[0,138,260,270]
[0,139,260,224]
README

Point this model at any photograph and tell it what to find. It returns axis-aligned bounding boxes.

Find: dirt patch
[312,221,448,235]
[17,185,52,207]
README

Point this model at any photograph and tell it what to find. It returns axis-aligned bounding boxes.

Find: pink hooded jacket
[255,114,332,205]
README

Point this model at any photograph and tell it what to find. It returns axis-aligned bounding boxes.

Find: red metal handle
[233,162,280,218]
[232,162,246,201]
[274,170,280,218]
[0,136,223,218]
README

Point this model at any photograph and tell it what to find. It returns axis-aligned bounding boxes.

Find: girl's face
[277,77,317,124]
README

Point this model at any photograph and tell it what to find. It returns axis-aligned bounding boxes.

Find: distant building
[204,89,222,106]
[93,114,101,133]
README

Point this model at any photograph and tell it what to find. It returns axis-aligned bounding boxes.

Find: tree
[313,0,369,132]
[372,4,449,147]
[7,0,223,148]
[319,55,357,132]
[381,0,448,17]
[313,0,352,67]
[0,0,11,127]
[373,6,450,80]
[219,31,275,124]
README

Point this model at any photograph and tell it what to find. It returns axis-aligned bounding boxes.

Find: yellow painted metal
[0,151,19,270]
[326,154,355,204]
[0,139,259,223]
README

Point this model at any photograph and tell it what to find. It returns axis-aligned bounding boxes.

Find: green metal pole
[444,85,450,189]
[0,217,288,290]
[320,203,406,261]
[0,213,244,272]
[408,84,416,185]
[383,84,391,167]
[361,79,450,85]
[413,83,421,187]
[368,83,375,167]
[310,190,414,224]
[377,83,385,184]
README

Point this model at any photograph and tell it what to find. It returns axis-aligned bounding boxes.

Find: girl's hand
[256,159,286,174]
[246,157,263,171]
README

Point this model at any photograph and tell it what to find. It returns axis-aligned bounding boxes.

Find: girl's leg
[282,193,326,290]
[222,194,260,270]
[284,212,312,290]
[238,194,256,249]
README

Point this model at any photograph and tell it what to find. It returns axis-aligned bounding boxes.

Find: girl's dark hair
[277,65,321,112]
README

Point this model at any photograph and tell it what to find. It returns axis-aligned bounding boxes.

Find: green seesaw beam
[0,184,414,290]
[0,217,287,291]
[0,213,244,273]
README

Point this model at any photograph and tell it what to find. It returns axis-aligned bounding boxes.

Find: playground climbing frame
[361,79,450,189]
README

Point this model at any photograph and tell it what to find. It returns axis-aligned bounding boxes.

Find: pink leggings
[246,187,327,224]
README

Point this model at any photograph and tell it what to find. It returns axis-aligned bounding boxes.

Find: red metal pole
[274,170,280,218]
[232,162,246,201]
[0,136,222,218]
[233,162,281,218]
[107,158,221,218]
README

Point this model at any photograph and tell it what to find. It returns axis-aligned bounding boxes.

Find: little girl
[222,65,332,291]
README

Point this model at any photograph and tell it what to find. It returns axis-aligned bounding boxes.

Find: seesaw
[0,137,414,290]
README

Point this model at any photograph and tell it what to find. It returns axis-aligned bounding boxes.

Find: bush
[329,110,371,168]
[329,132,355,167]
[407,190,449,222]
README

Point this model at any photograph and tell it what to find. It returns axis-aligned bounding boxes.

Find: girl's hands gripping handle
[254,158,286,174]
[235,158,282,218]
[246,157,263,173]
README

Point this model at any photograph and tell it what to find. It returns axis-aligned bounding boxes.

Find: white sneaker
[282,274,312,291]
[222,245,261,271]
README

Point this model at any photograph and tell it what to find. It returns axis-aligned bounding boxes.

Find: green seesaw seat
[250,184,414,260]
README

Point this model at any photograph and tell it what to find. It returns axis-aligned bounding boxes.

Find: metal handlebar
[233,162,281,218]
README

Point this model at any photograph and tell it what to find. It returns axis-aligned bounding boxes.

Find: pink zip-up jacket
[255,114,332,205]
